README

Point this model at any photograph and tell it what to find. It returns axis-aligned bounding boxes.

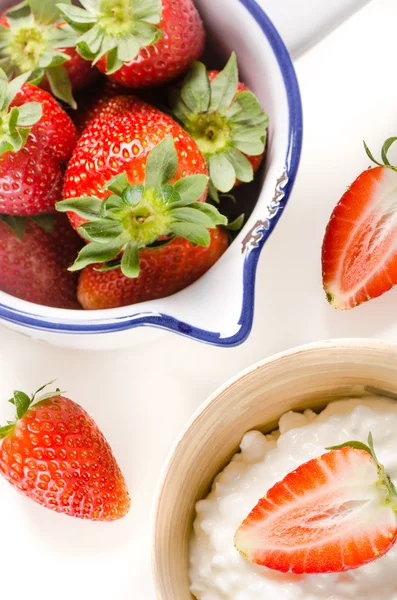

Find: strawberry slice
[322,138,397,309]
[234,435,397,574]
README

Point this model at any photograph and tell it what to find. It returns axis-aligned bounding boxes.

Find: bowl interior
[0,0,301,346]
[152,340,397,599]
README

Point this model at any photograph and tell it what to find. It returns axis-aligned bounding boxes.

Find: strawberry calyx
[328,433,397,511]
[364,137,397,171]
[56,135,227,278]
[169,53,269,198]
[57,0,163,75]
[0,0,79,108]
[0,380,64,439]
[0,68,43,153]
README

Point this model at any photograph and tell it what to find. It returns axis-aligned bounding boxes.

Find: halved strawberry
[234,435,397,574]
[322,138,397,309]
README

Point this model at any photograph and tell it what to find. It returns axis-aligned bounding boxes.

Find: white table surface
[1,1,397,598]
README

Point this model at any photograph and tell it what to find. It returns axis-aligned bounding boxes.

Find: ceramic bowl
[152,338,397,599]
[0,0,302,349]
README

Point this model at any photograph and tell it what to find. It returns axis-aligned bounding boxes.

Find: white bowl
[0,0,302,349]
[152,338,397,599]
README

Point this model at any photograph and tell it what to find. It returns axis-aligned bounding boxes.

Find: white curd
[189,397,397,600]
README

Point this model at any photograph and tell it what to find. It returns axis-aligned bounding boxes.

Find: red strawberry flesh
[322,166,397,309]
[235,446,397,574]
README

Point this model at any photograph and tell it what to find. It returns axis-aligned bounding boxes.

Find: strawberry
[56,96,227,279]
[169,53,269,199]
[0,382,130,521]
[72,77,131,134]
[0,214,82,308]
[322,138,397,309]
[235,434,397,574]
[0,71,76,216]
[58,0,205,88]
[73,77,161,134]
[0,0,96,108]
[77,226,228,309]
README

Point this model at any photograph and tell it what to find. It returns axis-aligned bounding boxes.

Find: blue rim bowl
[0,0,303,348]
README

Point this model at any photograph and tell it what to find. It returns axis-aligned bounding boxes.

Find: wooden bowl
[152,339,397,599]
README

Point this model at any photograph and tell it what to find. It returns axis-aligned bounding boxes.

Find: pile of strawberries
[0,0,268,310]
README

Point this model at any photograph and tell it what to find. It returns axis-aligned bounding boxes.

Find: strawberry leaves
[364,137,397,173]
[328,433,397,509]
[58,0,163,75]
[0,380,63,439]
[0,214,27,239]
[169,52,269,197]
[228,91,268,156]
[180,61,211,114]
[173,174,209,205]
[0,214,56,239]
[121,240,139,277]
[209,152,236,193]
[53,197,103,220]
[57,135,227,277]
[29,0,67,26]
[0,0,78,107]
[209,52,238,113]
[145,134,178,186]
[0,68,43,154]
[46,64,77,109]
[11,390,31,418]
[68,237,126,271]
[0,424,16,438]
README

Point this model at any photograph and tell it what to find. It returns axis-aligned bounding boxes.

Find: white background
[1,1,397,598]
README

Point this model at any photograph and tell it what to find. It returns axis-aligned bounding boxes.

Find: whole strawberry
[78,227,229,309]
[73,77,160,134]
[0,382,131,521]
[58,0,205,88]
[0,71,76,216]
[322,138,397,309]
[0,0,96,108]
[235,434,397,574]
[0,214,82,308]
[72,77,131,134]
[57,96,227,278]
[169,52,269,199]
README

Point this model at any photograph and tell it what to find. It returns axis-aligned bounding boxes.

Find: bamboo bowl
[152,339,397,599]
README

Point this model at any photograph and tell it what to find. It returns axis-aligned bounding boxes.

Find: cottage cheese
[189,397,397,600]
